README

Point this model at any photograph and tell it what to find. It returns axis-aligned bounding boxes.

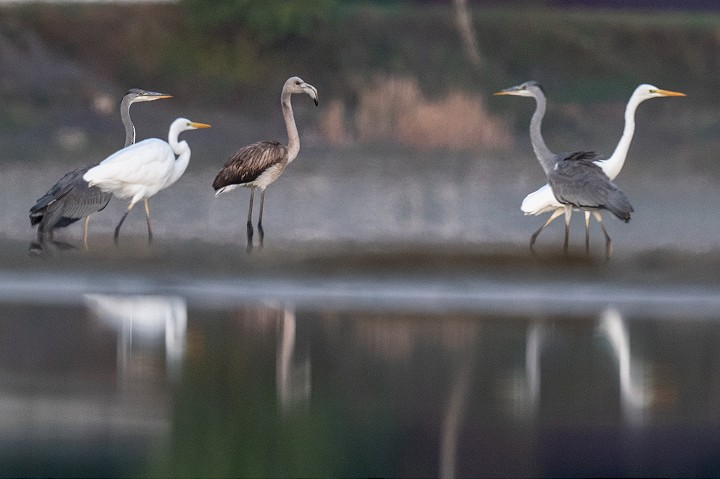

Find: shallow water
[2,240,720,477]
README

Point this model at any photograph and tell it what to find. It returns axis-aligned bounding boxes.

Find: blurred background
[2,1,720,477]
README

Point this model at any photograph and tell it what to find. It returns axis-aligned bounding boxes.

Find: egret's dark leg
[246,188,255,251]
[114,204,133,245]
[257,189,266,249]
[530,208,563,252]
[143,198,153,244]
[584,211,591,255]
[562,205,572,255]
[83,216,90,250]
[592,211,612,258]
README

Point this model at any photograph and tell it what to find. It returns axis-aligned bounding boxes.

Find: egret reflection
[83,294,187,384]
[597,307,650,425]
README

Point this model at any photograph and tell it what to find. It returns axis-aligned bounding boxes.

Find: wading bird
[212,76,318,250]
[83,117,210,244]
[30,89,172,247]
[495,82,684,255]
[547,151,633,253]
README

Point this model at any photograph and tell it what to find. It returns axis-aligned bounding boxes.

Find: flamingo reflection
[84,294,187,385]
[276,306,311,410]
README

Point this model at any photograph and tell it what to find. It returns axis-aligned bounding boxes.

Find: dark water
[2,241,720,477]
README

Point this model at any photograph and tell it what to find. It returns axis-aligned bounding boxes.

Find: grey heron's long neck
[120,97,135,147]
[282,90,300,163]
[529,92,554,175]
[601,95,640,181]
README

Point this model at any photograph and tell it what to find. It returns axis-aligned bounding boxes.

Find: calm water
[1,241,720,477]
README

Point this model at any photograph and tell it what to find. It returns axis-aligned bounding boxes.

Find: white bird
[212,76,318,250]
[30,88,171,248]
[84,117,211,243]
[496,83,684,255]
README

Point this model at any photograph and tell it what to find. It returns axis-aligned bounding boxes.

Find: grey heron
[29,89,171,247]
[212,76,318,250]
[495,82,684,255]
[547,151,633,253]
[83,118,211,244]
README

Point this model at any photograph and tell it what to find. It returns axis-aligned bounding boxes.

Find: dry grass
[319,75,512,152]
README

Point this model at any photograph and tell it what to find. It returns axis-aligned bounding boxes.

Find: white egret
[83,117,211,244]
[30,89,171,247]
[212,76,318,250]
[495,82,684,255]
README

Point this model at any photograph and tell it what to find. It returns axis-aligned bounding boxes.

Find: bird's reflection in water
[83,294,187,387]
[28,238,77,257]
[597,308,650,425]
[506,308,651,425]
[275,305,311,410]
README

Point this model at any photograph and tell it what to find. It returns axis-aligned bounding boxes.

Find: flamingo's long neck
[167,124,191,187]
[529,92,554,175]
[120,97,135,147]
[597,94,642,181]
[282,89,300,163]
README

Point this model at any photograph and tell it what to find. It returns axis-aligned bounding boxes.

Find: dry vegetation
[320,75,511,151]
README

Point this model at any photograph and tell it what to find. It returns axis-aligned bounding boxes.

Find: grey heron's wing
[30,165,112,229]
[212,141,288,190]
[549,151,633,222]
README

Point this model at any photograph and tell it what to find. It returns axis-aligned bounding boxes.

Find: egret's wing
[84,139,174,189]
[521,184,560,215]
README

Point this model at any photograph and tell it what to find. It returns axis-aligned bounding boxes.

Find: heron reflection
[84,294,187,385]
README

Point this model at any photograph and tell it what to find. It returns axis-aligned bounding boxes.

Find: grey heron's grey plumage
[548,150,633,253]
[212,76,318,250]
[29,88,171,246]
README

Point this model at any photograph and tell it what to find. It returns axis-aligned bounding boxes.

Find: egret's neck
[168,140,191,187]
[120,97,135,147]
[529,93,554,175]
[600,96,641,181]
[282,91,300,163]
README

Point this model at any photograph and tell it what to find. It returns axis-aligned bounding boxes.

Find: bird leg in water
[592,211,613,258]
[563,205,572,254]
[257,189,265,249]
[83,216,90,250]
[246,188,255,250]
[584,211,591,255]
[530,208,564,252]
[114,208,131,245]
[144,198,153,244]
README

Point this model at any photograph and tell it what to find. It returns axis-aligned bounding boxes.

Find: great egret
[30,89,172,247]
[547,151,634,253]
[495,82,684,255]
[212,76,318,250]
[83,117,211,244]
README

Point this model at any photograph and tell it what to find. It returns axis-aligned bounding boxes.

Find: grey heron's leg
[246,188,255,252]
[530,208,563,252]
[143,198,153,244]
[592,211,612,258]
[563,205,572,255]
[257,189,265,249]
[83,216,90,250]
[584,211,591,255]
[114,203,134,245]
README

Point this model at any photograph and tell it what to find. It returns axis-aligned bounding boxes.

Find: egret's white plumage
[84,117,210,243]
